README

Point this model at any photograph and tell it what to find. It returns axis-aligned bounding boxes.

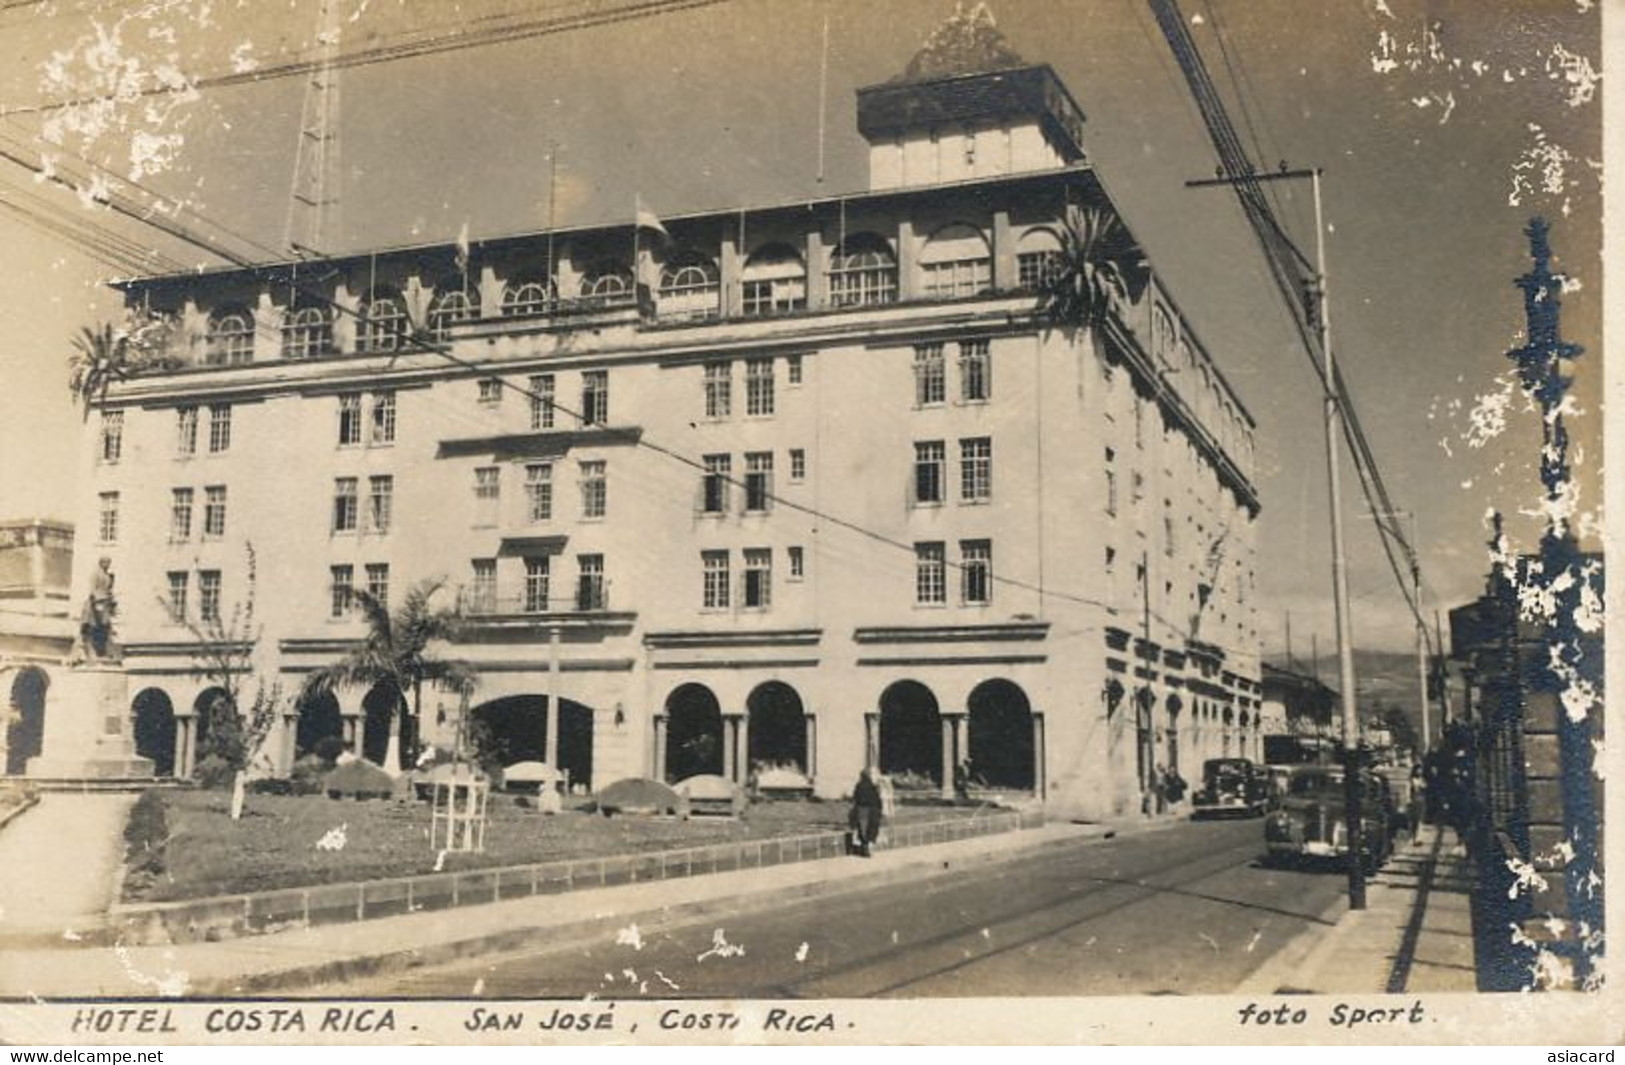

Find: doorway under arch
[966,679,1034,790]
[746,681,806,773]
[879,680,941,786]
[361,681,401,766]
[664,683,723,783]
[131,687,176,776]
[470,694,595,791]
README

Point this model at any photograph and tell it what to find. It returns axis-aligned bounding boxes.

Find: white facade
[60,61,1264,819]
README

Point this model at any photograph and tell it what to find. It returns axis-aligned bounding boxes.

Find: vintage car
[1192,758,1269,818]
[1263,765,1392,873]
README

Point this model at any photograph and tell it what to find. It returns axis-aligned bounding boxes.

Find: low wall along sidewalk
[112,808,1043,946]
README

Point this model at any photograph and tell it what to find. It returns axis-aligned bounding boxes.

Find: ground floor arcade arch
[5,667,48,775]
[663,683,723,783]
[878,680,941,786]
[131,687,176,776]
[966,679,1035,791]
[746,681,807,774]
[470,694,595,790]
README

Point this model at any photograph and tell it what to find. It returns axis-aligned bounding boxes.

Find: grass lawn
[124,787,1009,903]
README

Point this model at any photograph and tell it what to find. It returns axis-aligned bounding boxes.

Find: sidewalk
[0,792,134,944]
[0,816,1117,999]
[1239,823,1478,995]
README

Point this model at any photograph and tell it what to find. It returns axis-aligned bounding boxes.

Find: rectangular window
[365,563,390,607]
[338,393,363,446]
[788,545,805,580]
[166,571,188,623]
[702,454,731,514]
[525,463,553,522]
[368,475,393,534]
[744,452,773,512]
[579,460,607,519]
[786,354,803,385]
[473,466,500,526]
[203,485,227,538]
[915,542,946,605]
[789,448,806,483]
[581,370,608,426]
[1133,396,1146,448]
[198,569,222,624]
[1164,505,1175,558]
[702,550,730,609]
[333,477,359,533]
[913,344,946,406]
[329,564,353,618]
[1017,250,1062,291]
[576,554,605,611]
[913,441,945,505]
[745,357,775,416]
[468,558,496,614]
[961,539,992,604]
[921,258,991,299]
[742,548,772,609]
[478,378,503,405]
[370,392,397,445]
[1105,448,1117,516]
[97,491,119,545]
[1132,470,1145,504]
[1105,546,1117,574]
[960,437,992,502]
[208,405,231,453]
[523,556,550,613]
[100,411,123,464]
[170,488,193,542]
[959,339,991,402]
[703,361,732,419]
[528,374,555,431]
[176,406,198,457]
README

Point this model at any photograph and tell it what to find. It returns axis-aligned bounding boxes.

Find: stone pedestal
[26,666,154,779]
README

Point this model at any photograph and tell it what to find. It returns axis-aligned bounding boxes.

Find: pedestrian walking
[849,767,883,857]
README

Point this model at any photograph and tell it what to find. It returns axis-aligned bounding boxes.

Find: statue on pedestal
[74,556,120,664]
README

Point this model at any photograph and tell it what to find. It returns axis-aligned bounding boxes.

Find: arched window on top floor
[1015,226,1063,291]
[281,304,332,361]
[658,251,720,321]
[358,287,407,354]
[828,232,897,308]
[919,222,991,300]
[204,306,255,366]
[1152,305,1175,363]
[741,243,807,317]
[427,279,480,342]
[502,276,557,318]
[579,261,634,307]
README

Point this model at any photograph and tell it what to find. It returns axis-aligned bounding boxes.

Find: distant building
[57,9,1262,817]
[1259,663,1336,741]
[0,519,76,774]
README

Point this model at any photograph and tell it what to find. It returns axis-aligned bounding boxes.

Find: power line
[2,0,732,117]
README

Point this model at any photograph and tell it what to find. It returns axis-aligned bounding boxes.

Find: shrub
[194,753,237,791]
[288,753,331,795]
[122,790,169,898]
[312,735,347,764]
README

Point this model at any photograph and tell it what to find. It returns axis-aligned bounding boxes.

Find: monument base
[26,666,153,780]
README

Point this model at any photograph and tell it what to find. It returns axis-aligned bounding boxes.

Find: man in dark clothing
[849,768,883,857]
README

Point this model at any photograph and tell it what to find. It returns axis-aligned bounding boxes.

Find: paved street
[337,817,1352,998]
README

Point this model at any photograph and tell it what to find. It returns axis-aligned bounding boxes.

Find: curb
[200,823,1107,996]
[106,809,1042,948]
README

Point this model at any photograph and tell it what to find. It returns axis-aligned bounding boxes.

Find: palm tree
[1038,203,1139,332]
[302,577,476,773]
[68,315,184,419]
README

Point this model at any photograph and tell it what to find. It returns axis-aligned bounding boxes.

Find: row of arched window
[194,223,1076,363]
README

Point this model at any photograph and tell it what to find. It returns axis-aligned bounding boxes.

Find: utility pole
[1187,167,1365,908]
[1409,511,1430,752]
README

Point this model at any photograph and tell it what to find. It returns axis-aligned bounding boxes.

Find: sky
[0,0,1604,657]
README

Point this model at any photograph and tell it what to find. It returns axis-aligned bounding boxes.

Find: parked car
[1192,758,1269,818]
[1263,765,1392,874]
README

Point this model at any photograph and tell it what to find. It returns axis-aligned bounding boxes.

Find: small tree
[302,578,476,774]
